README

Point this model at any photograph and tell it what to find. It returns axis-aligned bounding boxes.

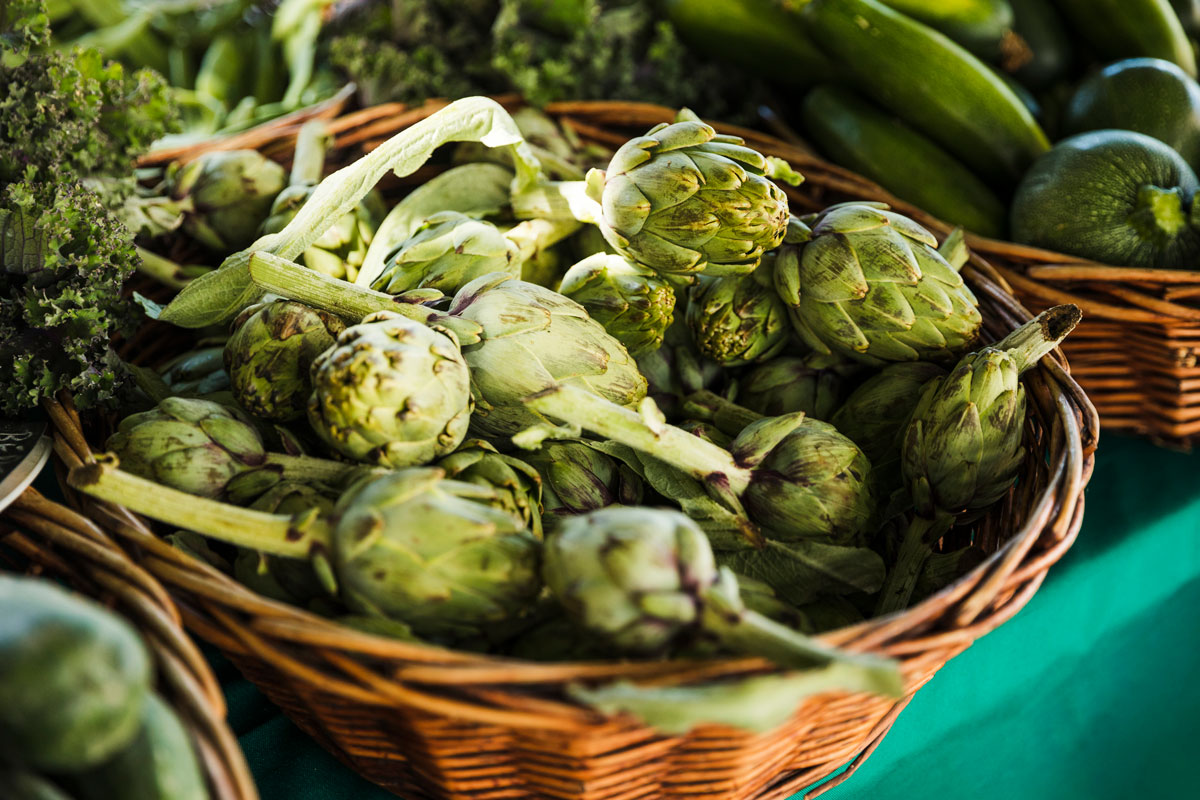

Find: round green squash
[0,576,151,772]
[1011,129,1200,268]
[1064,58,1200,167]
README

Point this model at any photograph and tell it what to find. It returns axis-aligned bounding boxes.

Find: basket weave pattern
[13,100,1097,800]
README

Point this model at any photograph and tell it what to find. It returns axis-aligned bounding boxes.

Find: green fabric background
[219,435,1200,799]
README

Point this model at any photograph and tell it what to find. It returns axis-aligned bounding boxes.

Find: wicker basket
[40,99,1095,800]
[1,469,258,800]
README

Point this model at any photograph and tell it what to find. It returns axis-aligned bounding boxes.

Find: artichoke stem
[510,180,600,225]
[874,512,955,616]
[700,575,903,696]
[522,383,753,493]
[993,304,1082,374]
[68,456,332,559]
[135,246,194,290]
[290,120,331,187]
[264,453,356,484]
[682,390,764,437]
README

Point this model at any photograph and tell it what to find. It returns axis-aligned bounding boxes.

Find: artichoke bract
[635,311,725,419]
[259,120,385,283]
[876,305,1082,614]
[371,211,521,296]
[735,351,858,421]
[447,273,648,437]
[520,440,643,529]
[307,310,473,468]
[686,257,790,366]
[108,397,353,501]
[558,253,676,357]
[586,112,800,277]
[543,507,901,695]
[167,149,286,252]
[521,386,875,545]
[437,439,544,539]
[224,300,345,421]
[776,203,982,366]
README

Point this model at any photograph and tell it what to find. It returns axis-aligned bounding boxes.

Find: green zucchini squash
[880,0,1013,56]
[1011,129,1200,268]
[0,576,151,772]
[72,694,208,800]
[1006,0,1075,89]
[1064,58,1200,168]
[801,0,1049,184]
[1053,0,1196,77]
[801,85,1007,237]
[663,0,836,87]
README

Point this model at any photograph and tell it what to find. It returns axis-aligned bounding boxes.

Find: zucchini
[1064,58,1200,168]
[1006,0,1075,89]
[663,0,836,87]
[801,0,1049,184]
[880,0,1013,56]
[72,694,207,800]
[1011,129,1200,268]
[801,85,1006,237]
[0,576,151,772]
[1052,0,1196,77]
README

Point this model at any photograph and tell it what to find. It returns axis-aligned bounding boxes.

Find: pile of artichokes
[71,101,1081,728]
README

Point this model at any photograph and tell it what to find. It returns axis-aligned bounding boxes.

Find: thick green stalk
[992,304,1082,373]
[135,247,208,290]
[522,384,754,493]
[682,390,764,437]
[290,120,330,187]
[68,457,332,559]
[263,453,356,484]
[873,512,955,616]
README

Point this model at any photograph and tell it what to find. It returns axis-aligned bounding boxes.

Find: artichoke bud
[558,253,676,357]
[307,310,473,468]
[331,467,542,637]
[168,150,286,252]
[686,257,789,366]
[588,118,794,278]
[678,419,733,449]
[225,300,346,422]
[106,397,267,499]
[521,441,643,529]
[777,204,983,366]
[734,351,858,421]
[729,412,808,468]
[371,211,521,296]
[437,439,544,539]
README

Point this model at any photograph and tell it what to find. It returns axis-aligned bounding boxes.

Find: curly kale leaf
[0,180,139,414]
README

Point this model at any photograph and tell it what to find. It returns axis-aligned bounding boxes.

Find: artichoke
[107,397,351,501]
[307,310,473,468]
[166,149,286,252]
[446,273,647,437]
[585,112,801,277]
[235,481,338,606]
[159,347,230,397]
[635,311,725,420]
[437,439,544,538]
[558,253,676,357]
[224,300,345,421]
[877,305,1082,613]
[686,257,790,366]
[734,352,859,421]
[776,203,982,366]
[371,211,521,296]
[521,386,875,545]
[678,418,734,448]
[259,120,385,282]
[519,440,643,529]
[543,507,901,693]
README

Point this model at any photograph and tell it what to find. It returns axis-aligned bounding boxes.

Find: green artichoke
[159,347,230,397]
[224,300,345,421]
[734,352,859,421]
[370,211,521,296]
[521,386,875,545]
[519,440,643,529]
[259,121,384,282]
[543,507,901,693]
[776,203,982,366]
[437,439,544,539]
[446,273,647,437]
[686,257,790,366]
[877,305,1082,613]
[307,310,473,468]
[107,397,350,501]
[166,149,286,252]
[235,481,338,606]
[558,253,676,357]
[678,418,734,448]
[585,113,800,277]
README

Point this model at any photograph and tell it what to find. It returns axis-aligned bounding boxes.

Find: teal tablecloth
[217,435,1200,800]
